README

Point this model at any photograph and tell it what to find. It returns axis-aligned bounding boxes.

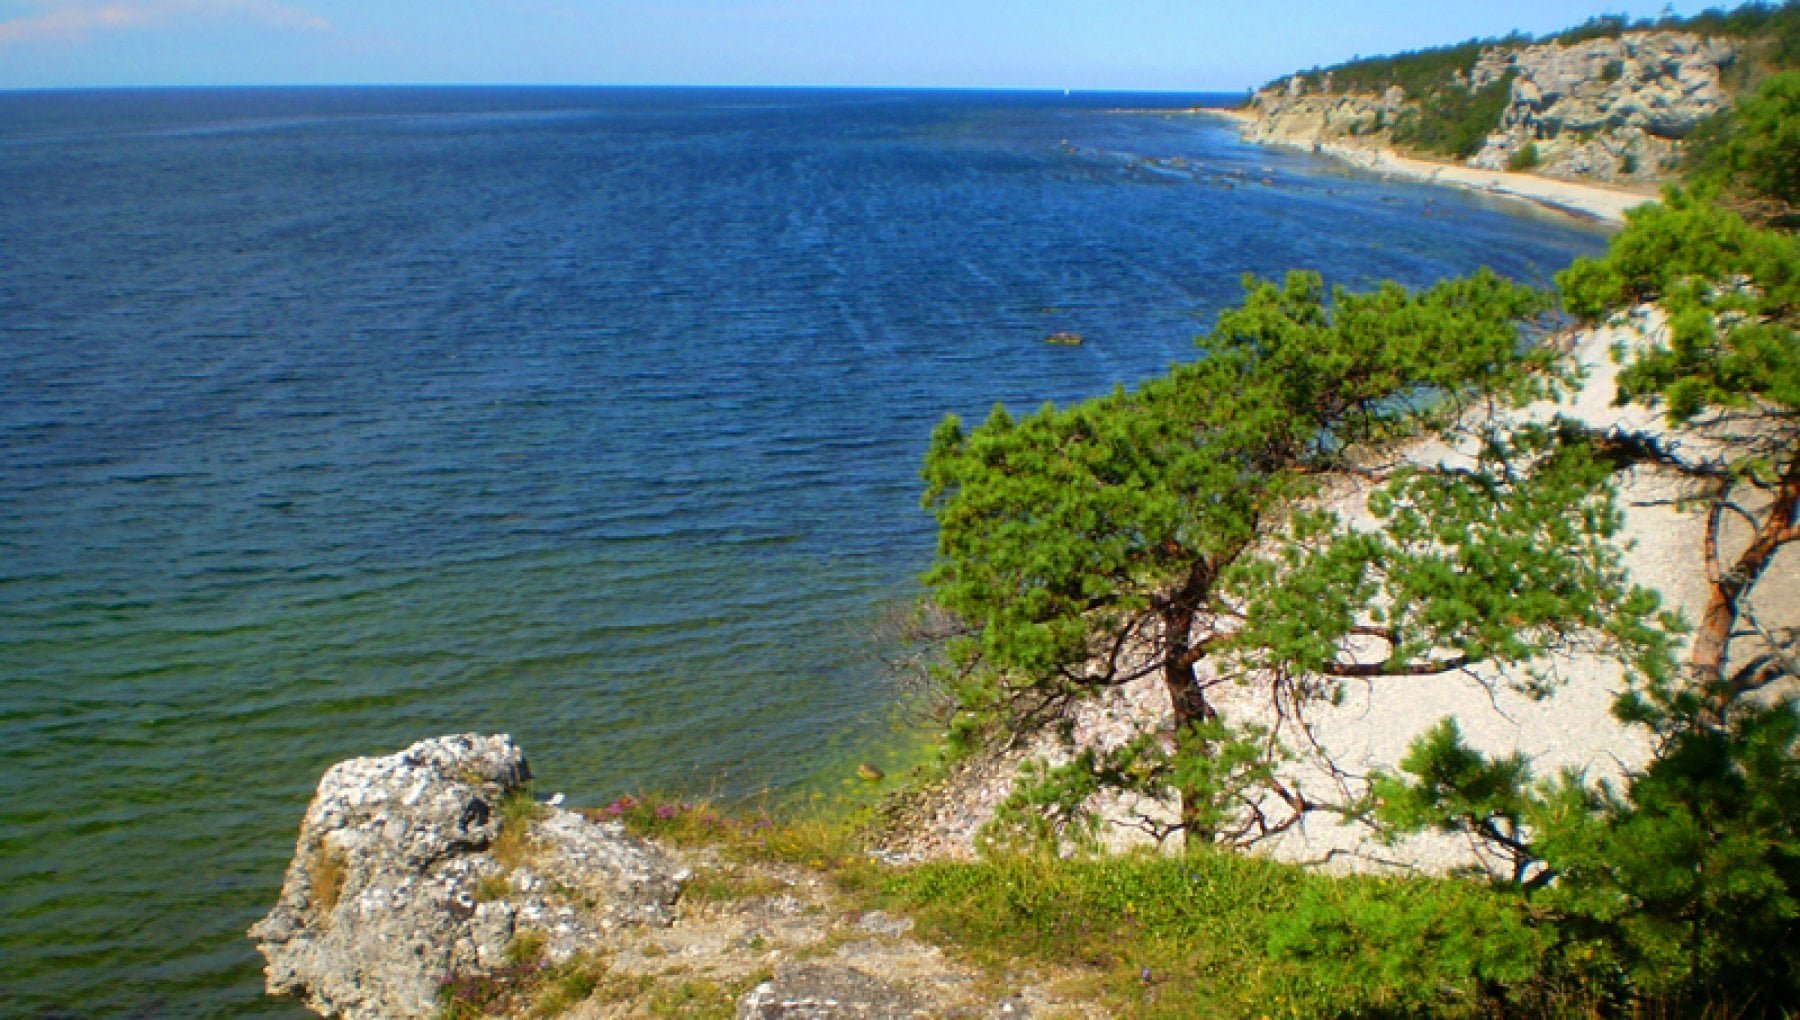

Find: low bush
[1393,74,1514,158]
[881,849,1566,1018]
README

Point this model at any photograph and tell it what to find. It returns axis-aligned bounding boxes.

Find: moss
[1508,142,1542,171]
[490,789,547,871]
[473,873,510,903]
[305,844,348,919]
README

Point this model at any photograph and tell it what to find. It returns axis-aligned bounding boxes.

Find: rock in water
[249,733,686,1019]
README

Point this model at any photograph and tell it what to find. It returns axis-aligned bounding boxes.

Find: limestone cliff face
[1469,31,1738,180]
[1245,30,1738,183]
[1242,85,1404,150]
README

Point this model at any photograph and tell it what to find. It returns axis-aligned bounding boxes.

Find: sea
[0,86,1610,1018]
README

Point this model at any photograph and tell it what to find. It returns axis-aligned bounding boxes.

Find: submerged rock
[249,733,686,1019]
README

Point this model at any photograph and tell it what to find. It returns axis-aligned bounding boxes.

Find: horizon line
[0,82,1257,97]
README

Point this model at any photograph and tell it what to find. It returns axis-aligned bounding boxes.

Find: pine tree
[921,270,1665,845]
[1559,188,1799,700]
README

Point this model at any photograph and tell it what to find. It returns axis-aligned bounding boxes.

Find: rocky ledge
[249,734,686,1019]
[253,734,1094,1019]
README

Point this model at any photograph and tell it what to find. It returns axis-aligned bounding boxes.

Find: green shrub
[1690,70,1800,219]
[1267,876,1548,1014]
[1508,142,1542,171]
[1368,688,1800,1013]
[1393,74,1514,158]
[883,849,1567,1017]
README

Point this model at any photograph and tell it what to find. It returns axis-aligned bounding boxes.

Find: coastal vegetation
[904,148,1798,1016]
[1390,72,1514,158]
[920,268,1666,846]
[1687,69,1800,223]
[1276,0,1800,161]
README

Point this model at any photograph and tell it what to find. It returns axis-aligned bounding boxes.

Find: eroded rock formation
[255,735,1108,1018]
[249,734,686,1019]
[1244,30,1739,183]
[1469,31,1738,179]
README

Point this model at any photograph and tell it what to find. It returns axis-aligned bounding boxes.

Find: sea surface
[0,87,1609,1018]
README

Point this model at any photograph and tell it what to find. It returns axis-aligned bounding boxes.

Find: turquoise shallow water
[0,87,1610,1017]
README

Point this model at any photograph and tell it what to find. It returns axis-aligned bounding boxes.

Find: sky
[0,1,1728,91]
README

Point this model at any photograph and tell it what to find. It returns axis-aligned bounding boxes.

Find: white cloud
[0,0,331,45]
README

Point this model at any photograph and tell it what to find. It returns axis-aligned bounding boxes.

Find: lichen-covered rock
[737,964,929,1019]
[250,734,686,1019]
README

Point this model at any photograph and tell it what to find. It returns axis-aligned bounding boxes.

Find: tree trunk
[1159,605,1218,842]
[1691,466,1799,691]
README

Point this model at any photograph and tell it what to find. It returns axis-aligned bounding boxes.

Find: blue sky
[0,1,1722,91]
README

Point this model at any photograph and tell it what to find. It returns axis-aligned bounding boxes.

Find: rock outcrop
[256,735,1106,1019]
[1468,31,1738,180]
[249,734,686,1020]
[1243,30,1738,184]
[1241,90,1402,150]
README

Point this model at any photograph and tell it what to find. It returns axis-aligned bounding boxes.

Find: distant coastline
[1199,107,1656,226]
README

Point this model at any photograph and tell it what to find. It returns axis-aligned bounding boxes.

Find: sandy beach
[1202,107,1660,225]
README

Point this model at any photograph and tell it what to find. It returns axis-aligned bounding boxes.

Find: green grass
[491,789,548,871]
[878,850,1555,1019]
[679,867,794,905]
[591,790,1538,1016]
[602,794,878,880]
[570,785,1791,1018]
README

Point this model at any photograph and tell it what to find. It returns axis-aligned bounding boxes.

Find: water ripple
[0,86,1608,1018]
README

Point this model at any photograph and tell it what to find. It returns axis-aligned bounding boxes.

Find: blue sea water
[0,87,1610,1017]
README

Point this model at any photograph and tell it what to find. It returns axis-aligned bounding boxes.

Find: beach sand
[882,315,1797,876]
[1201,107,1660,226]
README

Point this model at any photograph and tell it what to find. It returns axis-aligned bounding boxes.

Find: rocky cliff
[1246,30,1739,183]
[253,734,1097,1019]
[249,735,687,1019]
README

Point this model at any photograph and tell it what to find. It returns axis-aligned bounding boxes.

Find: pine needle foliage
[1686,70,1800,222]
[1369,682,1800,1012]
[922,269,1666,847]
[1371,190,1800,1015]
[1558,189,1799,691]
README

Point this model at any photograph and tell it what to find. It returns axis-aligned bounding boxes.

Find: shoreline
[1197,107,1659,226]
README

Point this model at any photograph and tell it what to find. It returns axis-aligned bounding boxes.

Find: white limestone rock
[250,733,686,1019]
